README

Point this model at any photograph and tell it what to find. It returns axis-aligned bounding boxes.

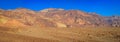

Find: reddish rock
[0,8,119,28]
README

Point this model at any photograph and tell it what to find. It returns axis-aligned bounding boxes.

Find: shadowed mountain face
[0,8,120,28]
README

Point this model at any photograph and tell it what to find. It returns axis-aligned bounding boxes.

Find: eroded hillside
[0,8,120,28]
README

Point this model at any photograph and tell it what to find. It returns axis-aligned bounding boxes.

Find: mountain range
[0,8,120,28]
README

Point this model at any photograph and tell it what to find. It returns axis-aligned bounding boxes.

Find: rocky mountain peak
[40,8,64,12]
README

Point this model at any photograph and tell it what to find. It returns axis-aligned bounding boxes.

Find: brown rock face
[0,8,119,28]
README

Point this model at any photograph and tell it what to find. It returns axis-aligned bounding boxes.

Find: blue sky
[0,0,120,16]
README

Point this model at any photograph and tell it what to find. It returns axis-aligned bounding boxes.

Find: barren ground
[0,27,120,42]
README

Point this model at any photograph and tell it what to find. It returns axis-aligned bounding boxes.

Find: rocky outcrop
[109,16,120,27]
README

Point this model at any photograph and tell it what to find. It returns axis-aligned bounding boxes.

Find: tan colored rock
[55,22,67,28]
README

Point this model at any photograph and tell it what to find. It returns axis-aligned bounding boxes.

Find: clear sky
[0,0,120,16]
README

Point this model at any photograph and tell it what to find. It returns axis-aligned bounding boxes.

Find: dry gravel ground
[0,27,120,42]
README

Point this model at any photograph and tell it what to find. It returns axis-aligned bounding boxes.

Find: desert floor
[0,27,120,42]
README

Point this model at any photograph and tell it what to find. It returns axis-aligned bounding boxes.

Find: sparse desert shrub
[114,35,120,39]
